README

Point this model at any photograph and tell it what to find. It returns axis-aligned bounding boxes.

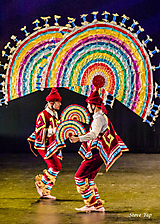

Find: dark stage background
[0,0,160,154]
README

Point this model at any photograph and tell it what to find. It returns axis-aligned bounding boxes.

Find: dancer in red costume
[28,88,62,199]
[70,89,128,212]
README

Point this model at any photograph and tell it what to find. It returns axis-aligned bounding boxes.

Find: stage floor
[0,152,160,224]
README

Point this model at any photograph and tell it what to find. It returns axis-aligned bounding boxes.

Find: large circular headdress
[60,104,90,124]
[0,13,159,126]
[44,119,87,159]
[0,17,72,100]
[55,119,87,145]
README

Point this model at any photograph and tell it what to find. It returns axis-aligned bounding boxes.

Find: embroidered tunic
[27,107,62,159]
[78,110,129,171]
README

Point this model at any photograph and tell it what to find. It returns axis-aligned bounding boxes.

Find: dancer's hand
[69,135,79,143]
[47,127,57,137]
[52,127,57,134]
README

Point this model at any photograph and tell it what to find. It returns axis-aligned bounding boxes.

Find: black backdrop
[0,0,160,154]
[0,88,160,154]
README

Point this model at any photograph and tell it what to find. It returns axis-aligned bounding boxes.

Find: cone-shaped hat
[46,88,62,102]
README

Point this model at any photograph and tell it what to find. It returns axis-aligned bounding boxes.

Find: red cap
[86,90,107,114]
[86,90,102,106]
[46,88,62,102]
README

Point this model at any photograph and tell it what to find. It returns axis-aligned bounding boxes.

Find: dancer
[70,89,128,212]
[28,88,62,199]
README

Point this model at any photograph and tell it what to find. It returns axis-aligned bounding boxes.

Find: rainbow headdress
[60,104,90,124]
[45,119,87,158]
[0,12,160,126]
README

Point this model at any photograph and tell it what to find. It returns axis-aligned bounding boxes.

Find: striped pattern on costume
[75,177,98,206]
[41,168,60,190]
[89,179,100,200]
[79,119,129,172]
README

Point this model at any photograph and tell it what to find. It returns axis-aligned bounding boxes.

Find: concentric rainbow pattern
[55,119,86,145]
[45,23,153,118]
[60,104,90,124]
[5,27,71,101]
[1,12,159,125]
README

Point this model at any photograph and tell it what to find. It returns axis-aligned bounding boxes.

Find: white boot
[95,206,105,212]
[42,194,56,200]
[75,205,105,212]
[35,181,43,197]
[35,182,56,200]
[41,187,56,200]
